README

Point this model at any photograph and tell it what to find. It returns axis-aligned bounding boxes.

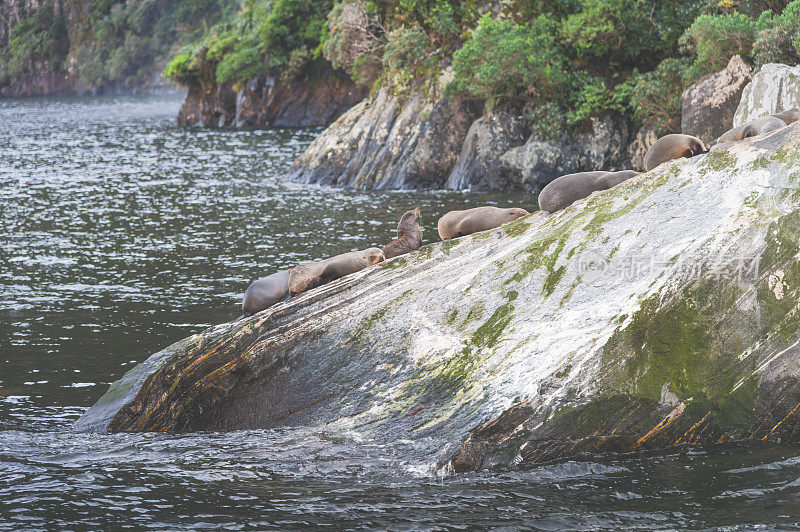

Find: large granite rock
[290,88,481,189]
[77,124,800,473]
[734,63,800,126]
[681,55,754,145]
[445,113,529,190]
[177,71,365,128]
[496,114,633,192]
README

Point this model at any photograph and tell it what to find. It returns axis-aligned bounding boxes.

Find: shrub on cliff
[752,0,800,65]
[446,14,563,108]
[680,12,767,77]
[0,1,68,83]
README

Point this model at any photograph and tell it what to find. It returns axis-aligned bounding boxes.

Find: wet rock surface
[78,124,800,472]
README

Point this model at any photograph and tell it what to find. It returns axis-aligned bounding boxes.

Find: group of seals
[437,206,529,240]
[242,106,800,314]
[716,107,800,144]
[538,170,640,213]
[242,207,423,316]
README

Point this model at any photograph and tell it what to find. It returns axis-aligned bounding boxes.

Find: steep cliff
[177,70,366,129]
[0,0,234,96]
[78,123,800,472]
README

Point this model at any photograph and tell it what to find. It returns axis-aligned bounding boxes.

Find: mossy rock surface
[78,125,800,473]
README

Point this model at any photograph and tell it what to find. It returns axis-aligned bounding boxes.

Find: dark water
[2,96,800,529]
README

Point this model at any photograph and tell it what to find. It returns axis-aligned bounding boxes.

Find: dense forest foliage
[0,0,237,91]
[164,0,800,135]
[3,0,798,131]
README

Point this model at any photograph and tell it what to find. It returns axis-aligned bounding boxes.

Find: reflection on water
[2,95,800,529]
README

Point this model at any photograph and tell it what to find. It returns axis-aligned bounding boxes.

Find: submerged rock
[734,63,800,126]
[78,124,800,472]
[682,55,753,145]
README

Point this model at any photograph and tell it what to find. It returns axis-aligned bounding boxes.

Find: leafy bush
[560,0,702,73]
[381,26,438,93]
[752,0,800,64]
[626,57,691,132]
[680,12,766,76]
[446,14,562,107]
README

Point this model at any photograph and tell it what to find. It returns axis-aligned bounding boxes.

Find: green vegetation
[0,0,236,91]
[4,0,799,130]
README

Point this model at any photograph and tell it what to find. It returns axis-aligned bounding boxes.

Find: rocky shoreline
[184,57,800,193]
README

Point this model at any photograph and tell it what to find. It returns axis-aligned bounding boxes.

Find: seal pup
[383,207,423,259]
[289,248,385,295]
[437,206,529,240]
[242,269,291,316]
[771,107,800,126]
[717,115,787,144]
[538,170,640,213]
[643,134,708,171]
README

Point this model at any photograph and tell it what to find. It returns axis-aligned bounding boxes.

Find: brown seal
[437,206,529,240]
[771,107,800,126]
[643,134,708,171]
[538,170,640,213]
[717,115,787,144]
[383,207,423,259]
[242,269,291,316]
[289,248,385,295]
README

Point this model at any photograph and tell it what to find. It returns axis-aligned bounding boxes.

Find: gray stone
[77,124,800,472]
[681,55,753,145]
[734,63,800,126]
[497,114,632,192]
[445,113,528,190]
[291,88,480,189]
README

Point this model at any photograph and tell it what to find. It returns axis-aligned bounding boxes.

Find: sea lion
[437,206,530,240]
[383,207,423,259]
[643,134,708,171]
[771,108,800,126]
[538,170,640,213]
[289,248,385,295]
[242,269,291,316]
[717,115,787,144]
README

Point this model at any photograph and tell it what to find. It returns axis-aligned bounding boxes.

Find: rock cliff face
[734,63,800,126]
[78,123,800,472]
[290,88,481,189]
[177,71,367,129]
[291,90,632,192]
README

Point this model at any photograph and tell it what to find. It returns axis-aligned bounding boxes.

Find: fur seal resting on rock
[771,108,800,126]
[717,115,787,144]
[643,134,708,171]
[242,269,291,316]
[289,248,385,295]
[437,206,529,240]
[383,207,423,259]
[538,170,640,213]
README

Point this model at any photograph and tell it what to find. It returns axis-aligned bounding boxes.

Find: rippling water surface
[2,95,800,529]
